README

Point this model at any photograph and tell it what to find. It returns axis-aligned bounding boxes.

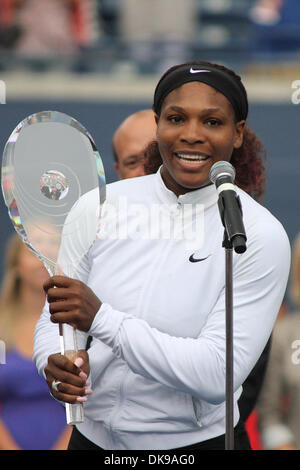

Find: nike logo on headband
[190,68,211,74]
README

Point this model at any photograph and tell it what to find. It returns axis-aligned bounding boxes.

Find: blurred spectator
[112,109,157,180]
[118,0,198,68]
[0,0,23,49]
[251,0,300,25]
[0,234,71,450]
[3,0,101,58]
[118,0,197,41]
[256,235,300,450]
[250,0,284,25]
[250,0,300,52]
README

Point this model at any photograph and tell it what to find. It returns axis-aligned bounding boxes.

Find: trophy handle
[66,401,84,425]
[59,323,84,425]
[47,263,84,425]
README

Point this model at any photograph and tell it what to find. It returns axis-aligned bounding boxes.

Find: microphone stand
[223,229,234,450]
[217,194,247,451]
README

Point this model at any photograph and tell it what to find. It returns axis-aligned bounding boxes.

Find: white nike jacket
[34,169,291,450]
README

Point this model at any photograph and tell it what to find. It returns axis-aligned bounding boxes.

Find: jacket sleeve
[88,216,291,405]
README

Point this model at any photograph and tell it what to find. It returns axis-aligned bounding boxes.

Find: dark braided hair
[144,61,266,202]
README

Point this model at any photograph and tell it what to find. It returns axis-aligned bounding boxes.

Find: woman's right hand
[44,350,92,404]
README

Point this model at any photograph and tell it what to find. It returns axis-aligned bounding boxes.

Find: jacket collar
[155,166,218,210]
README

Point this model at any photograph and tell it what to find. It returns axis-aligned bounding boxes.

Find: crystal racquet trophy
[1,111,106,425]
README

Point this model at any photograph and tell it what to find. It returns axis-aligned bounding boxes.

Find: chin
[177,176,211,191]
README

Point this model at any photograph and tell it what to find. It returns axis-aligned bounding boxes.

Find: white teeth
[176,153,209,161]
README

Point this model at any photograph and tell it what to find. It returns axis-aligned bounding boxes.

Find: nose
[180,119,205,144]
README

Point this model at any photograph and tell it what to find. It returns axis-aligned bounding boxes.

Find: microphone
[209,161,247,254]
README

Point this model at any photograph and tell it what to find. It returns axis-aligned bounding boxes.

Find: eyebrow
[166,105,225,115]
[122,155,143,165]
[124,155,139,161]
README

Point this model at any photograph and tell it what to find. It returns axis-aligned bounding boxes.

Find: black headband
[153,64,248,121]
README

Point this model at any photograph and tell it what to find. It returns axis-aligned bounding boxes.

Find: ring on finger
[51,380,62,393]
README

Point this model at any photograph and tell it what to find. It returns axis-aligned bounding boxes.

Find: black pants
[68,421,251,451]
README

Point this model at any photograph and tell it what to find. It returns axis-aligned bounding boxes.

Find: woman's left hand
[44,275,101,331]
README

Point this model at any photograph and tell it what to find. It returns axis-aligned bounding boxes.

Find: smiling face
[155,81,245,196]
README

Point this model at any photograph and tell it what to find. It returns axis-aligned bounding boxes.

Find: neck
[161,166,212,197]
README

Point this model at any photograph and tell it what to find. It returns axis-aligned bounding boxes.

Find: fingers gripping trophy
[1,111,106,425]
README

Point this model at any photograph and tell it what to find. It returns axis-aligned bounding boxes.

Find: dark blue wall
[0,100,299,282]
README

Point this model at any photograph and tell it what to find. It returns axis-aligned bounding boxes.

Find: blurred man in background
[112,109,156,180]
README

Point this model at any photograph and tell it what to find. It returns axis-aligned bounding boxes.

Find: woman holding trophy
[34,61,290,450]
